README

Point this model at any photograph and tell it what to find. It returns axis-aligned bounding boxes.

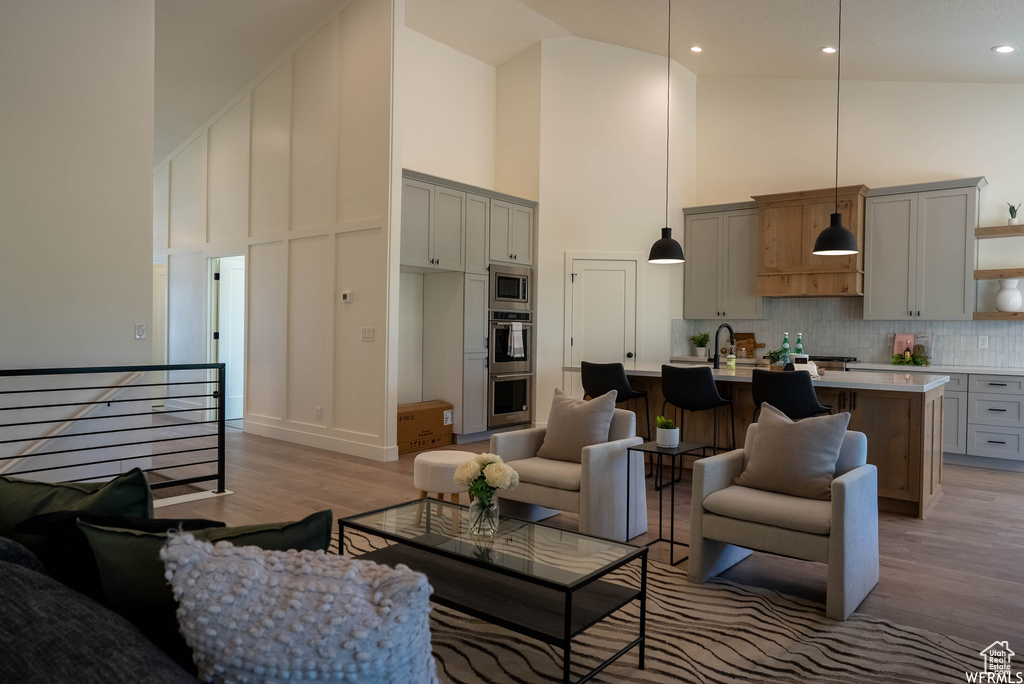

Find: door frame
[207,253,247,421]
[562,251,645,368]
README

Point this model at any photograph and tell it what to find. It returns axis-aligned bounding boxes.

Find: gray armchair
[490,409,646,542]
[688,423,878,621]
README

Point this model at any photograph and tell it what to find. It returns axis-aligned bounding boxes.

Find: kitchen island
[563,362,950,518]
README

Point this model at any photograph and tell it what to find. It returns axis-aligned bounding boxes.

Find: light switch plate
[361,327,374,341]
[135,324,146,340]
[979,335,989,349]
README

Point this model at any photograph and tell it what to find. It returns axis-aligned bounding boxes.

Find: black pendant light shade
[649,227,684,263]
[648,0,684,265]
[812,212,858,255]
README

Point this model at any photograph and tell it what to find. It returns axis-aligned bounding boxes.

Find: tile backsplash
[673,298,1024,367]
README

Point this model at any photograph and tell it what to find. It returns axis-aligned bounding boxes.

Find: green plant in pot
[690,332,711,359]
[1010,202,1021,226]
[764,346,786,368]
[656,415,679,448]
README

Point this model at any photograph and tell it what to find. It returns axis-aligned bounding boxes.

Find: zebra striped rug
[338,531,980,683]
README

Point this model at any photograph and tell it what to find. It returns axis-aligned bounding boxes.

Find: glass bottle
[795,333,804,355]
[782,332,791,365]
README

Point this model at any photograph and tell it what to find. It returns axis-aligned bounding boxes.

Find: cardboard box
[397,400,453,454]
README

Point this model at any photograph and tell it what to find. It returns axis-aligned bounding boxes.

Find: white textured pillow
[160,534,438,684]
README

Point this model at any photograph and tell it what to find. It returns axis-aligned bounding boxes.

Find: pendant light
[812,0,859,256]
[648,0,684,264]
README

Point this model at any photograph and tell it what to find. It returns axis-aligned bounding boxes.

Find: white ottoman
[413,450,473,504]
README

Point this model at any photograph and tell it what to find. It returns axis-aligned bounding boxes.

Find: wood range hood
[752,184,868,297]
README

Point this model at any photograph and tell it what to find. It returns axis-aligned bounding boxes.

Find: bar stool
[580,361,650,440]
[751,369,833,422]
[660,365,735,487]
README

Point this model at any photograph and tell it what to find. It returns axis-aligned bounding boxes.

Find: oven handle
[490,373,533,380]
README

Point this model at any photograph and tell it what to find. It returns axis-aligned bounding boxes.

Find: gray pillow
[536,388,617,463]
[735,403,850,500]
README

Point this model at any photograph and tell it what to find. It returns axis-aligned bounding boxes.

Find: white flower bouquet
[453,453,519,536]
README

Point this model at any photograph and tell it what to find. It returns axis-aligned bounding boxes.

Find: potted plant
[454,453,519,537]
[656,415,680,448]
[1009,203,1021,226]
[764,346,786,371]
[689,332,711,359]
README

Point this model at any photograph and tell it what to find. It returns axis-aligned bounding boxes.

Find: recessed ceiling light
[690,46,702,53]
[993,45,1015,53]
[821,46,837,54]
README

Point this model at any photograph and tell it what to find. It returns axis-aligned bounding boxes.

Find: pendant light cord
[835,0,842,213]
[665,0,671,230]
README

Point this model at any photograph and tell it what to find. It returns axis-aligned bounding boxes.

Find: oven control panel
[491,311,531,322]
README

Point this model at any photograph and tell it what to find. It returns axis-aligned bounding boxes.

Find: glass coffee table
[339,500,647,684]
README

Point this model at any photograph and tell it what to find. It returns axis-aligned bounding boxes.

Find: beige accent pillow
[735,403,850,500]
[536,388,617,463]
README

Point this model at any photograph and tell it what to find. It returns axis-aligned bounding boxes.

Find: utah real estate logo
[966,641,1021,683]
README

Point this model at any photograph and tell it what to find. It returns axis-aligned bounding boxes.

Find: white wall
[402,28,496,188]
[155,0,399,461]
[0,0,154,368]
[496,43,541,202]
[530,37,697,422]
[696,76,1024,269]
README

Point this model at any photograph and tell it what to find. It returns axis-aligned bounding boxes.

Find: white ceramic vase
[656,427,680,448]
[1010,218,1020,225]
[695,346,708,359]
[996,279,1022,312]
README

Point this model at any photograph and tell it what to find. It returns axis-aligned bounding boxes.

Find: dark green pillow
[0,469,154,550]
[79,510,333,672]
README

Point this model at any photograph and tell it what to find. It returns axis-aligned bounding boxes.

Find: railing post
[216,364,226,493]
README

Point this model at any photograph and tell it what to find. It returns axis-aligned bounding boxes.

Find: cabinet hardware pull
[909,311,912,316]
[989,383,1008,386]
[917,311,921,316]
[988,440,1007,444]
[988,408,1008,412]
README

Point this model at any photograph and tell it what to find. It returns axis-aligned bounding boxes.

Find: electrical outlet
[134,324,146,340]
[361,327,374,341]
[979,336,989,349]
[315,405,322,420]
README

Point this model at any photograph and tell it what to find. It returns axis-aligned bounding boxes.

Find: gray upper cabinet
[490,200,533,265]
[865,179,981,320]
[400,177,466,272]
[465,194,489,275]
[684,205,762,320]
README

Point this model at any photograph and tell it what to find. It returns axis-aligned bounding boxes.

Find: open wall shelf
[976,225,1024,239]
[974,268,1024,280]
[973,312,1024,320]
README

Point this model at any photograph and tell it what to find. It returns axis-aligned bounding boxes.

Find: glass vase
[469,498,499,537]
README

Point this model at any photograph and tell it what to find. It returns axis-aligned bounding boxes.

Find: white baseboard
[944,452,1024,473]
[244,419,397,462]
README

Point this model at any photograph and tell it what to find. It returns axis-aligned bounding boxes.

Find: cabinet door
[432,186,466,271]
[401,179,433,268]
[916,188,975,320]
[722,209,761,319]
[463,274,489,354]
[864,194,916,320]
[802,194,859,272]
[683,213,722,319]
[758,202,804,273]
[943,390,967,454]
[511,204,533,265]
[465,194,489,274]
[461,354,489,435]
[846,390,916,502]
[489,200,512,263]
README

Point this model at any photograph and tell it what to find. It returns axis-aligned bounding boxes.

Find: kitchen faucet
[713,323,735,370]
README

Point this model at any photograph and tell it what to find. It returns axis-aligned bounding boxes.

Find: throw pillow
[535,388,617,463]
[0,468,154,550]
[80,510,333,673]
[161,534,438,684]
[735,403,850,500]
[14,511,225,600]
[0,535,48,576]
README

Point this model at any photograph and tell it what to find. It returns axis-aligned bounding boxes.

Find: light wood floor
[162,430,1024,647]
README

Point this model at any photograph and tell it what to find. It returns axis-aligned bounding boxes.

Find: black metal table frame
[339,501,647,684]
[627,444,703,565]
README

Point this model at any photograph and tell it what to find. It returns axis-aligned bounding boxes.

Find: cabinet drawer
[943,373,967,391]
[969,374,1024,395]
[967,425,1024,461]
[968,393,1024,428]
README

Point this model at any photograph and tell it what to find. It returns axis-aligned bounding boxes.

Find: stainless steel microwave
[489,266,531,311]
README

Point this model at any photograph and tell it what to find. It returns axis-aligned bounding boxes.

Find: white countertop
[850,362,1024,377]
[563,362,950,393]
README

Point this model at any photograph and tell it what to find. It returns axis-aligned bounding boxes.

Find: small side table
[629,440,704,565]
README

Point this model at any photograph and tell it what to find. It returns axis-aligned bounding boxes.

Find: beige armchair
[688,423,879,621]
[490,409,646,542]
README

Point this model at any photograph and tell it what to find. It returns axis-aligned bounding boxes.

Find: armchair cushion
[536,388,617,463]
[735,403,850,500]
[703,485,832,535]
[509,458,581,491]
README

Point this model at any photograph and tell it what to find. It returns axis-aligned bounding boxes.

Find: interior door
[569,259,638,369]
[217,256,246,420]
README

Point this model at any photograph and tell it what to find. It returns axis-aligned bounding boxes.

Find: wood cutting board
[728,332,765,358]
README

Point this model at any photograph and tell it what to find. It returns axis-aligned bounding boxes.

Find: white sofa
[688,423,878,621]
[490,409,646,542]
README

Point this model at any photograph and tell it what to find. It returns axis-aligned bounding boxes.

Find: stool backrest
[580,361,633,401]
[661,365,725,412]
[751,369,827,420]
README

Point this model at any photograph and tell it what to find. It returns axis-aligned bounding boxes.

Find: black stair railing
[0,363,226,493]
